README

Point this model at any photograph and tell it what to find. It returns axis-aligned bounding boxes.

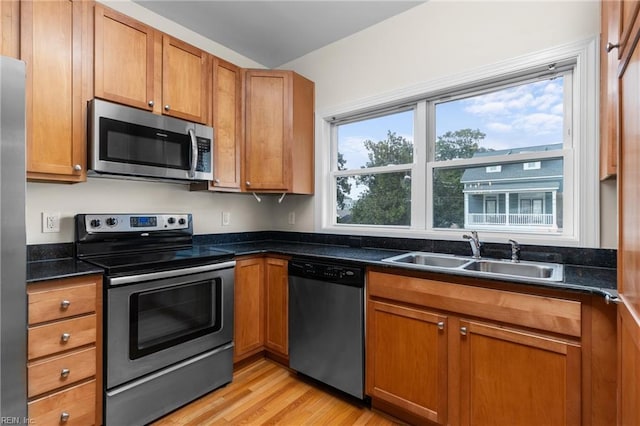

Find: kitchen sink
[381,252,563,282]
[382,252,472,268]
[462,259,563,281]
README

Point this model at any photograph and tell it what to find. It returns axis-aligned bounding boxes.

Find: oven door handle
[108,260,236,286]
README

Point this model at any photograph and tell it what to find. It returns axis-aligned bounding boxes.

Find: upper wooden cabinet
[245,70,314,194]
[21,0,91,182]
[210,58,243,191]
[0,0,20,58]
[600,0,621,179]
[94,4,209,124]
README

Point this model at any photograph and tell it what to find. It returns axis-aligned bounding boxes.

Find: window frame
[316,38,599,247]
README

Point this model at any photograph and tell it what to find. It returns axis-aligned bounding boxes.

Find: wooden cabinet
[600,0,621,179]
[27,274,102,425]
[0,0,20,58]
[94,4,209,124]
[458,320,581,426]
[195,58,244,192]
[244,70,314,194]
[616,1,640,424]
[21,0,91,182]
[233,256,289,365]
[233,257,264,363]
[264,257,288,357]
[366,270,583,425]
[366,300,448,424]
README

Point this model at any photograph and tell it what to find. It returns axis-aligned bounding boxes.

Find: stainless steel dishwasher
[288,259,365,399]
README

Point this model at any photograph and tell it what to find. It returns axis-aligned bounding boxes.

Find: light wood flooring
[152,358,401,425]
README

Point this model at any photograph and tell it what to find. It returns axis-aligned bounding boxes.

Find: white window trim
[315,37,599,247]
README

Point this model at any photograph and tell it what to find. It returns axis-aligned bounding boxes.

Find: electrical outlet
[42,212,61,233]
[288,211,295,225]
[222,211,231,226]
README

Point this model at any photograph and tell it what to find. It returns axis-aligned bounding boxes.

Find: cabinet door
[264,258,288,357]
[600,0,621,179]
[233,258,264,363]
[245,70,291,191]
[94,4,156,111]
[211,58,242,190]
[22,0,87,182]
[1,0,19,58]
[617,2,640,424]
[162,35,209,124]
[458,320,581,426]
[366,300,448,424]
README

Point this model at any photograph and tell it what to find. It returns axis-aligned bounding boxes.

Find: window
[334,110,414,226]
[322,39,598,246]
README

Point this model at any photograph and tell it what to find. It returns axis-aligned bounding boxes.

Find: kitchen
[0,0,637,425]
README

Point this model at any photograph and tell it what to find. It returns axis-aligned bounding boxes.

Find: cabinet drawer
[28,278,97,325]
[28,347,96,398]
[28,315,96,360]
[28,380,96,425]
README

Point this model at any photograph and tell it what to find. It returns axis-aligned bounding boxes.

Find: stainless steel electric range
[75,213,235,426]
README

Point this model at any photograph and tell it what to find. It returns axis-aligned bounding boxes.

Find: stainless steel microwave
[88,99,213,182]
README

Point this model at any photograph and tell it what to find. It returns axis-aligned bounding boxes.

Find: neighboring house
[337,196,354,221]
[460,143,563,231]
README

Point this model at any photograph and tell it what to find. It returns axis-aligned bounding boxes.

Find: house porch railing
[466,213,555,227]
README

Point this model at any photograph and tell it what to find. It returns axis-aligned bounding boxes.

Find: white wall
[280,0,616,248]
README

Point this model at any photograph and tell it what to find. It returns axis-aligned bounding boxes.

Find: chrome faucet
[463,231,482,259]
[508,239,520,263]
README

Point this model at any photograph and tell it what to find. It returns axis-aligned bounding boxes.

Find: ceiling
[132,1,425,68]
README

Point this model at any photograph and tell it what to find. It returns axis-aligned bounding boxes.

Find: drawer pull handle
[60,412,70,422]
[60,368,70,378]
[60,333,71,342]
[60,300,71,309]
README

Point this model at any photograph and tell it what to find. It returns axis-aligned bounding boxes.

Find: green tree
[336,152,351,210]
[433,128,487,228]
[350,131,413,225]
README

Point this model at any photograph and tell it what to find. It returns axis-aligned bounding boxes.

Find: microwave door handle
[188,128,197,178]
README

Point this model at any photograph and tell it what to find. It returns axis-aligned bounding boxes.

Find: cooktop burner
[75,213,233,277]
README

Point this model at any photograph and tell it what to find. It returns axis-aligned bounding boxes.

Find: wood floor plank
[152,358,402,426]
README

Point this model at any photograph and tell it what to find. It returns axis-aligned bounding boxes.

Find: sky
[338,76,565,171]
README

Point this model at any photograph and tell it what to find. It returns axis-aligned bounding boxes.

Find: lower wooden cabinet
[27,274,102,425]
[366,269,585,426]
[366,301,448,424]
[233,256,289,364]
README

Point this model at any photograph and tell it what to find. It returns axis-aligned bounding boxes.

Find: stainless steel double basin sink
[381,252,563,283]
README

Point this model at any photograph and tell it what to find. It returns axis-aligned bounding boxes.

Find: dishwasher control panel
[289,260,363,287]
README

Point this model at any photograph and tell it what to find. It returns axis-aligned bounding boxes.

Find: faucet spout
[463,231,482,259]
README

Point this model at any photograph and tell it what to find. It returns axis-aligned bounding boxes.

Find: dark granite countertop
[27,232,617,299]
[207,240,617,297]
[27,258,104,283]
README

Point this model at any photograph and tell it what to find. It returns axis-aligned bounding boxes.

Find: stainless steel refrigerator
[0,56,27,418]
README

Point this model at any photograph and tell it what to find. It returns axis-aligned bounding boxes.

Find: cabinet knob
[60,412,70,422]
[245,181,251,186]
[73,164,82,172]
[437,321,445,331]
[148,100,155,107]
[60,333,71,342]
[60,300,71,310]
[213,178,220,184]
[60,368,70,378]
[460,326,468,336]
[606,41,620,53]
[164,104,171,111]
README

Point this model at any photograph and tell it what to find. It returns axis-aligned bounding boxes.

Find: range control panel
[83,214,190,233]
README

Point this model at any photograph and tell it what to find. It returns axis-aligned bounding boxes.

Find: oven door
[106,261,234,389]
